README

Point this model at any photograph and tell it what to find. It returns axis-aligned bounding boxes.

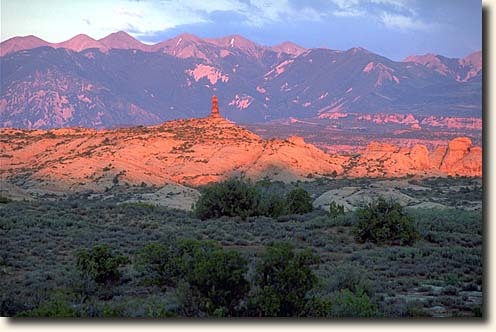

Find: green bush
[286,188,313,215]
[352,198,419,246]
[250,242,320,316]
[185,246,249,316]
[194,178,261,220]
[331,288,378,317]
[260,194,287,218]
[17,294,77,317]
[76,244,130,285]
[329,201,345,219]
[328,263,374,296]
[137,239,249,317]
[194,179,314,220]
[135,242,181,287]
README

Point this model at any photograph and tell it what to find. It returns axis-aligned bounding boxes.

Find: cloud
[328,0,431,31]
[109,0,326,36]
[332,9,365,17]
[380,12,431,30]
[1,0,434,43]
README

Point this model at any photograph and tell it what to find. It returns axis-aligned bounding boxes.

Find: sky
[1,0,482,60]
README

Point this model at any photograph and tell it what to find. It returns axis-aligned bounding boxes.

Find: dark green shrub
[286,188,313,215]
[76,244,129,285]
[185,246,249,316]
[328,201,345,218]
[301,297,333,317]
[261,194,287,218]
[135,242,181,287]
[250,242,319,316]
[194,178,261,220]
[138,239,249,317]
[331,288,378,317]
[352,198,419,246]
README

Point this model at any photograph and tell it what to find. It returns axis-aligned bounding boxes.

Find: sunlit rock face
[439,137,482,176]
[0,105,482,196]
[344,137,481,178]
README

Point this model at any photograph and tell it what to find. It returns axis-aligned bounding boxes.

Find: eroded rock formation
[347,137,482,177]
[0,118,481,193]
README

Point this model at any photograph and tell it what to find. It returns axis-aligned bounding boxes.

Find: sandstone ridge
[0,108,481,193]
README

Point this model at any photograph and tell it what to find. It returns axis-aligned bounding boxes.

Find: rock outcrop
[440,137,472,173]
[0,117,482,193]
[210,95,221,118]
[346,137,481,177]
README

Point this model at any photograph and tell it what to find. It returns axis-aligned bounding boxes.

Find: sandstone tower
[211,95,220,118]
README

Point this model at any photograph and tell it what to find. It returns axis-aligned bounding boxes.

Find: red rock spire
[211,95,220,118]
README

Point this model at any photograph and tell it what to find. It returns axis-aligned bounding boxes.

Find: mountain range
[0,31,482,129]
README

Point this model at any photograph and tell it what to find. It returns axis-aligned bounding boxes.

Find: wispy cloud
[111,0,326,36]
[0,0,438,43]
[332,9,365,17]
[380,12,431,30]
[328,0,431,31]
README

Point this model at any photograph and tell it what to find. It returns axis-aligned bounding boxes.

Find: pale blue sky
[1,0,482,60]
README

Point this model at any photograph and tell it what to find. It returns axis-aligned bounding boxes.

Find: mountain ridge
[0,32,482,128]
[1,31,479,61]
[0,31,308,57]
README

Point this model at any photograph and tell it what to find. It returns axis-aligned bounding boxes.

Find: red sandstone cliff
[346,137,481,177]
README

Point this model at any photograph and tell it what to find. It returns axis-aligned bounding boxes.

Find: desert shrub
[301,297,333,317]
[194,179,314,220]
[194,178,261,220]
[76,244,130,285]
[352,198,419,246]
[285,188,313,215]
[138,239,249,317]
[183,246,249,316]
[328,201,345,218]
[16,294,77,317]
[327,263,374,296]
[135,242,182,287]
[328,213,355,227]
[260,194,287,218]
[330,288,378,317]
[249,242,320,317]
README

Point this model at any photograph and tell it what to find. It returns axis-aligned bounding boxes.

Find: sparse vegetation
[0,178,482,318]
[328,201,345,218]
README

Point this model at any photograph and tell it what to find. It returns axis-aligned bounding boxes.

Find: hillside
[0,100,482,196]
